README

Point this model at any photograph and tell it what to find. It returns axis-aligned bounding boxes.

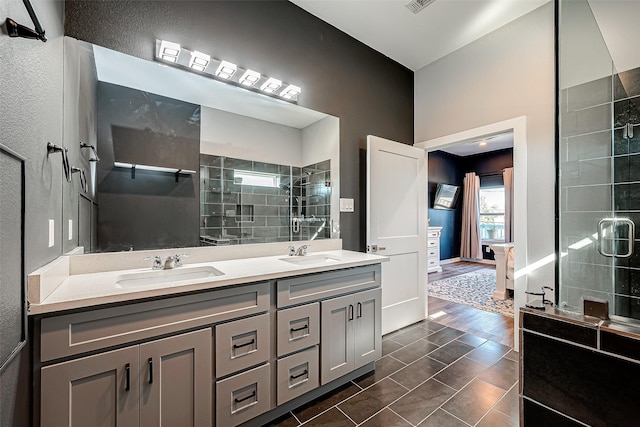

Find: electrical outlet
[48,219,55,248]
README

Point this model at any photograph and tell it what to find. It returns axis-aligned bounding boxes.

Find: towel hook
[79,142,100,162]
[71,167,88,193]
[47,142,71,183]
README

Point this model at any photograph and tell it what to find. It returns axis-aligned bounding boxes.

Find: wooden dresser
[427,226,442,273]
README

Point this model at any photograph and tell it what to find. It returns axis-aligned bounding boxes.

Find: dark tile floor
[270,320,519,426]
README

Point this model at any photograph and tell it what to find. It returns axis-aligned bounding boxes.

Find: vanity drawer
[216,363,271,427]
[428,231,440,239]
[428,258,439,268]
[215,313,270,378]
[428,248,438,258]
[40,282,270,362]
[276,264,380,308]
[277,303,320,357]
[277,346,319,405]
[427,239,438,248]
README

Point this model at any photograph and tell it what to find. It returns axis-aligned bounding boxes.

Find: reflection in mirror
[63,37,339,253]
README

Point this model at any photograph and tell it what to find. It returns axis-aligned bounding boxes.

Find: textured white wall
[415,3,555,293]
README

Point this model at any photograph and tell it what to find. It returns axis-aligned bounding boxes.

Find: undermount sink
[279,254,342,266]
[116,265,224,288]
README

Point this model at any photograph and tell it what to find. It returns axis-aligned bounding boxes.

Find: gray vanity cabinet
[40,328,212,427]
[41,345,140,427]
[139,329,212,426]
[320,287,382,384]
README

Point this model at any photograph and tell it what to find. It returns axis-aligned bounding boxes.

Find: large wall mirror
[62,37,340,253]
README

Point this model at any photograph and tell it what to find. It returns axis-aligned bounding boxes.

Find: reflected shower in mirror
[62,37,339,253]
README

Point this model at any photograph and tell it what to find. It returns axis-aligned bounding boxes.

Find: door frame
[414,115,527,350]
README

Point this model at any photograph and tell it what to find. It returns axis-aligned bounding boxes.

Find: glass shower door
[558,0,640,320]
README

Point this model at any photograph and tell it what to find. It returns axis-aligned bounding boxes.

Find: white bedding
[506,246,515,280]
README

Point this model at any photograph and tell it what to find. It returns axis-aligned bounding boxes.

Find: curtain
[503,167,514,243]
[460,172,482,259]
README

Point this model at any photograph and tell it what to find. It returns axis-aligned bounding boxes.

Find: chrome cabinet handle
[148,358,153,384]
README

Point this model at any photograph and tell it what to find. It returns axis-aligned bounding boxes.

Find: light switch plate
[339,198,354,212]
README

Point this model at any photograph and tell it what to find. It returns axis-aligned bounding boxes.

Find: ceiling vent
[405,0,436,14]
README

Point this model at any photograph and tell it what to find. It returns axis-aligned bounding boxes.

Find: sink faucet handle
[296,244,310,256]
[174,253,189,267]
[288,246,296,256]
[144,256,163,270]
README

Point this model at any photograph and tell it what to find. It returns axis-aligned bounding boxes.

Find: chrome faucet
[144,256,163,270]
[144,254,188,270]
[163,253,189,269]
[287,245,309,256]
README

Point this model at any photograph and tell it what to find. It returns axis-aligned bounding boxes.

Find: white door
[367,135,427,335]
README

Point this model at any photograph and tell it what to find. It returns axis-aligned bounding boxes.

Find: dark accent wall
[428,148,514,261]
[64,0,414,251]
[464,148,513,260]
[462,147,514,178]
[428,150,463,260]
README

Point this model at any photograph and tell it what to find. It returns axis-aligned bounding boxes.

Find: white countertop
[29,250,387,315]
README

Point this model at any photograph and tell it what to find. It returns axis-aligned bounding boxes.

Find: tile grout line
[335,406,358,426]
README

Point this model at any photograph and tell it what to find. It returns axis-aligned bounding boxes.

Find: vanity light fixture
[239,69,261,87]
[154,39,301,102]
[159,40,181,62]
[260,77,282,94]
[280,84,301,100]
[189,50,210,72]
[215,60,237,79]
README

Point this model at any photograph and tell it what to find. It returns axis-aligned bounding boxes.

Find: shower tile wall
[199,155,331,245]
[560,66,640,318]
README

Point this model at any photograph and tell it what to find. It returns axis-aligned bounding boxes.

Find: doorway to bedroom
[425,133,514,319]
[415,117,527,345]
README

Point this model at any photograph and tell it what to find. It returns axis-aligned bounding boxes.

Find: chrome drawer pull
[290,369,308,380]
[234,390,256,403]
[290,325,308,332]
[233,338,255,349]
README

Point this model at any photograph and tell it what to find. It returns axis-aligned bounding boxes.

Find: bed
[489,243,514,300]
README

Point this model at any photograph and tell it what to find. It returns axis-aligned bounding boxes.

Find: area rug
[428,269,514,317]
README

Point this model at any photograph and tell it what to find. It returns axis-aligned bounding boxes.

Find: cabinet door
[41,345,139,427]
[354,288,382,368]
[320,293,354,385]
[140,328,212,427]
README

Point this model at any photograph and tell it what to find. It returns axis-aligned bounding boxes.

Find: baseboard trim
[440,257,461,265]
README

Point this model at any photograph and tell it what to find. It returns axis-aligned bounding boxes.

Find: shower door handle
[597,218,635,258]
